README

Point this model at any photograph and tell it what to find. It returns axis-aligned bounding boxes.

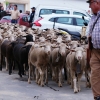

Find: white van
[33,5,91,22]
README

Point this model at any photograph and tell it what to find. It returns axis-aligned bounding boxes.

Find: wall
[2,0,30,11]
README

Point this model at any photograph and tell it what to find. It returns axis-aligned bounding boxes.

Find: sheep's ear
[83,48,86,52]
[69,43,72,46]
[22,36,26,37]
[62,40,66,43]
[56,42,60,46]
[78,40,81,43]
[78,43,81,47]
[70,49,76,52]
[51,44,59,48]
[39,44,45,47]
[5,36,8,38]
[53,39,57,42]
[22,46,27,48]
[66,46,70,49]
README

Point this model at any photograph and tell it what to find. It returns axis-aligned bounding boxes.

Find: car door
[54,17,76,32]
[75,18,88,33]
[19,15,30,27]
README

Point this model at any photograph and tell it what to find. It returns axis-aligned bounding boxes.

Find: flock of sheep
[0,22,91,93]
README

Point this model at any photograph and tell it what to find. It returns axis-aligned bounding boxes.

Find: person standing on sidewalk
[8,5,20,24]
[29,7,35,27]
[0,6,7,19]
[86,0,100,100]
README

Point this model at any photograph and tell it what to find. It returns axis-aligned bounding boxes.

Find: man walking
[87,0,100,100]
[8,5,20,24]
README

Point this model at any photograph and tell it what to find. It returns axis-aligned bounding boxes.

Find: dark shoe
[95,96,100,100]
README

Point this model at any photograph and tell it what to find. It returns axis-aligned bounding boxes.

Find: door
[75,18,87,33]
[16,4,25,13]
[54,17,76,32]
[19,15,30,27]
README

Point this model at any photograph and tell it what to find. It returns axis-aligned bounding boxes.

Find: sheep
[51,43,69,87]
[0,33,33,75]
[0,23,90,90]
[66,47,87,93]
[13,34,34,77]
[13,44,32,77]
[0,40,18,74]
[28,43,53,86]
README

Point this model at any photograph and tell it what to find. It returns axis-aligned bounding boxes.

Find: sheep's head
[69,41,80,49]
[24,34,33,44]
[72,47,86,62]
[40,43,52,55]
[58,43,66,56]
[64,34,71,43]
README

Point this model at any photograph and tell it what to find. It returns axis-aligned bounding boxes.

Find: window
[73,12,86,17]
[22,16,29,22]
[76,18,89,26]
[55,10,69,14]
[56,17,73,25]
[40,9,53,16]
[39,9,70,16]
[49,18,55,22]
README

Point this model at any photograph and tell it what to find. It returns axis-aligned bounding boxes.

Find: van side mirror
[83,22,88,26]
[82,16,85,21]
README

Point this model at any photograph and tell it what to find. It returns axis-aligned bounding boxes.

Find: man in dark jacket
[29,7,35,27]
[0,3,2,11]
[0,6,7,19]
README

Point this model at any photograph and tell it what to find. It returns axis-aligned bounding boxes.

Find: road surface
[0,69,93,100]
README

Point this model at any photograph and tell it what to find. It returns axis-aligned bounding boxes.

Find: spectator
[0,3,3,12]
[26,11,30,15]
[0,3,1,9]
[7,5,20,24]
[0,6,4,11]
[6,4,14,16]
[6,3,13,10]
[19,10,22,13]
[29,7,35,26]
[0,6,7,19]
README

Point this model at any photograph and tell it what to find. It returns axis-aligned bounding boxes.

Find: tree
[4,1,9,9]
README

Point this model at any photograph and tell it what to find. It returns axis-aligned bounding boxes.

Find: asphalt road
[0,69,93,100]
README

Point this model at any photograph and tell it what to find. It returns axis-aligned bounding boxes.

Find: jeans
[11,19,17,24]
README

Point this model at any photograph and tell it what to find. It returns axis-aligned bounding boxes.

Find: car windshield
[27,15,30,21]
[39,9,70,16]
[73,12,87,17]
[2,16,11,20]
[22,15,30,22]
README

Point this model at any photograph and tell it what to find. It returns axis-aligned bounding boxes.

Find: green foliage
[5,1,9,6]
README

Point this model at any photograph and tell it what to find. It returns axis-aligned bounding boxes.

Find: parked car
[32,14,89,33]
[0,14,30,27]
[33,5,91,22]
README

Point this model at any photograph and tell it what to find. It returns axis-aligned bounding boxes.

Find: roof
[41,14,89,20]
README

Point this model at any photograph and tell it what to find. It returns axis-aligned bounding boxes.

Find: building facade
[1,0,30,12]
